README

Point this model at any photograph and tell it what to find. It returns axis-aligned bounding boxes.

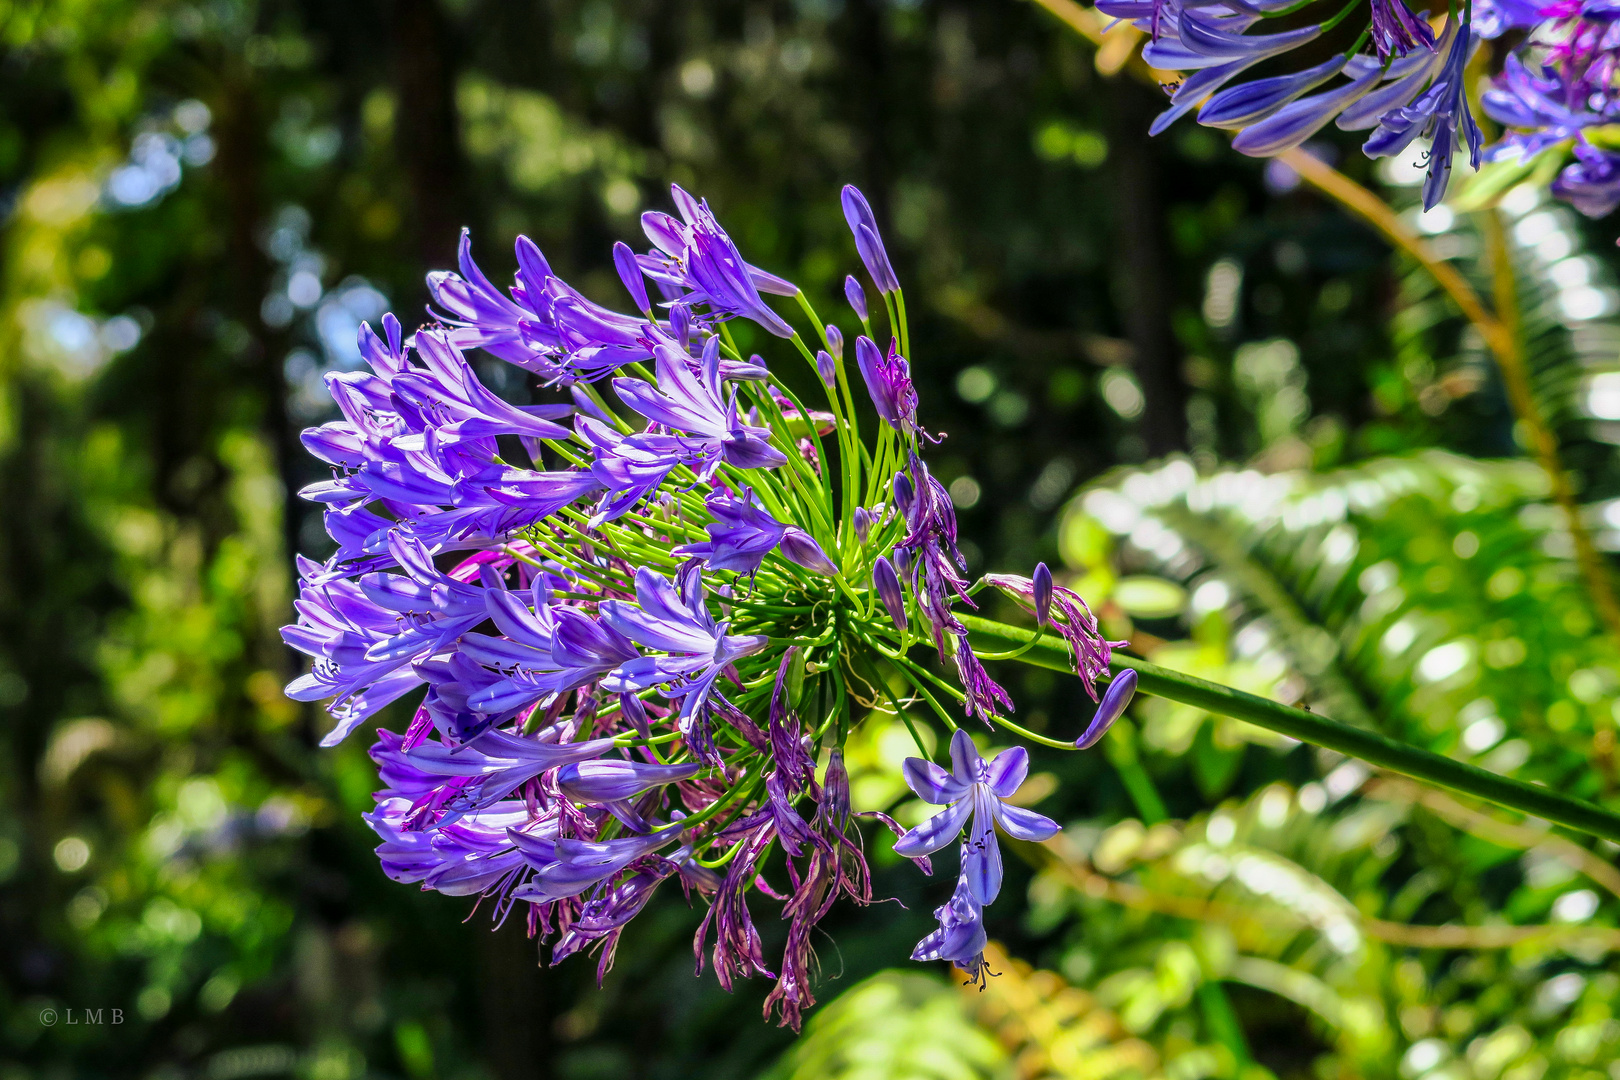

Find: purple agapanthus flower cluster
[1104,0,1620,218]
[1479,0,1620,217]
[283,184,1128,1027]
[1101,0,1480,208]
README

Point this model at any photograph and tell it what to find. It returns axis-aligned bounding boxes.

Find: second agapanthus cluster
[1104,0,1620,218]
[283,183,1135,1026]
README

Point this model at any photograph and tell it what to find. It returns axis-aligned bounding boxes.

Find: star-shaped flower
[893,730,1060,904]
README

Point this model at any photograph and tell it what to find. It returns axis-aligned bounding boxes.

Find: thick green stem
[960,614,1620,845]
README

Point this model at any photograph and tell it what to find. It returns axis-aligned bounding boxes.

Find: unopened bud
[874,556,907,632]
[670,303,692,350]
[853,507,872,544]
[844,274,869,322]
[816,350,836,388]
[893,472,915,516]
[1076,670,1136,749]
[825,323,844,361]
[1033,563,1053,628]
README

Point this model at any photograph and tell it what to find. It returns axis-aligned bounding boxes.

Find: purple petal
[985,746,1030,799]
[892,797,973,857]
[902,757,970,805]
[962,795,1002,905]
[948,728,983,786]
[612,241,651,313]
[991,801,1060,843]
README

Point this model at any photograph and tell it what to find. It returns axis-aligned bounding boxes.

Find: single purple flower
[892,730,1059,905]
[1338,42,1452,133]
[426,229,537,366]
[953,634,1015,723]
[893,471,915,515]
[853,507,873,545]
[854,336,921,436]
[840,185,901,294]
[600,565,770,729]
[550,858,676,979]
[511,821,684,901]
[912,870,990,984]
[638,185,797,337]
[844,275,869,322]
[591,340,787,522]
[1362,17,1482,209]
[674,489,835,576]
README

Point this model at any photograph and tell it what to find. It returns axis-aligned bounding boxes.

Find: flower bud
[874,555,907,631]
[613,241,651,314]
[841,185,901,294]
[853,506,872,544]
[670,303,692,350]
[781,529,838,576]
[825,323,844,361]
[1033,563,1053,628]
[556,759,700,802]
[1076,670,1136,749]
[892,545,911,575]
[816,350,837,388]
[620,692,651,740]
[893,472,915,515]
[845,274,869,322]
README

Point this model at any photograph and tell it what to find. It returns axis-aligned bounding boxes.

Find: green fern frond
[756,971,1011,1080]
[1064,452,1618,798]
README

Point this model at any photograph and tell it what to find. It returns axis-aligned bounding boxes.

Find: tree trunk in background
[478,917,552,1080]
[394,0,466,284]
[1105,78,1187,456]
